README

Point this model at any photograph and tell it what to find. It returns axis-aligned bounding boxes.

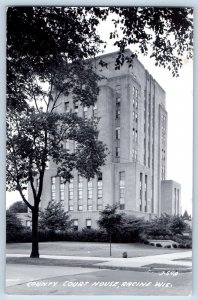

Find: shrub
[122,252,128,258]
[156,243,162,247]
[150,243,155,246]
[164,245,171,248]
[172,244,178,248]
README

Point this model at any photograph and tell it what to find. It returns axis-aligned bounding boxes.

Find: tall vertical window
[83,106,88,119]
[116,147,120,160]
[115,84,121,93]
[139,173,143,211]
[93,104,97,118]
[97,173,103,210]
[86,219,92,229]
[116,127,120,140]
[145,175,147,212]
[174,188,177,214]
[73,219,78,231]
[65,101,69,112]
[119,171,125,210]
[60,177,64,201]
[65,139,70,151]
[51,177,56,201]
[87,179,93,211]
[78,175,83,211]
[74,101,79,113]
[68,178,74,211]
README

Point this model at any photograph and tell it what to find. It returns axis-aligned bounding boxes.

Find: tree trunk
[30,205,39,258]
[109,234,112,257]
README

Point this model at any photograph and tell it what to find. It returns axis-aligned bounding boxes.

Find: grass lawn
[6,241,190,258]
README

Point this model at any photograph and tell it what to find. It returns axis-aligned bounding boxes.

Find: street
[6,263,192,295]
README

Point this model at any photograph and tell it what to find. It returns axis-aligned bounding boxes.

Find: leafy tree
[121,215,147,242]
[6,210,24,242]
[8,201,28,213]
[182,210,192,221]
[7,105,107,257]
[169,215,187,235]
[39,200,72,231]
[144,214,187,238]
[97,204,124,256]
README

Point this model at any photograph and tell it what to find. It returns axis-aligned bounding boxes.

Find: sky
[6,10,193,215]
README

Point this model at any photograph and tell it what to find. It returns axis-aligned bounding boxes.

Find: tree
[39,200,72,231]
[6,210,24,242]
[97,204,123,256]
[121,215,147,242]
[8,201,28,213]
[7,106,107,257]
[182,210,192,221]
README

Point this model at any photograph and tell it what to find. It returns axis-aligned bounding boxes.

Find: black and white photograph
[5,5,193,296]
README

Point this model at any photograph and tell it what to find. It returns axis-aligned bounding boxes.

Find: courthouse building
[28,49,181,229]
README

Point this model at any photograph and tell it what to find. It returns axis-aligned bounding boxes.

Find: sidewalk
[6,250,192,272]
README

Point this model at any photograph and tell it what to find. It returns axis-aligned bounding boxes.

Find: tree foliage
[144,214,187,237]
[8,201,28,213]
[39,200,72,231]
[97,204,124,235]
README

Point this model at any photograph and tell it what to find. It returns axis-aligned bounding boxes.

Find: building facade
[28,50,181,229]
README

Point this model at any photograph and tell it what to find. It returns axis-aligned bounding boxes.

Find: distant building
[28,50,181,229]
[161,180,181,215]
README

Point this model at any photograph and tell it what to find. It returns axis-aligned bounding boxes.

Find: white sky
[6,12,193,215]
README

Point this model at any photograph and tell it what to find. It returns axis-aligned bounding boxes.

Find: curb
[6,257,192,273]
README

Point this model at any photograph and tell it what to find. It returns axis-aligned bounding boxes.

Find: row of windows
[51,175,103,211]
[73,219,92,230]
[65,101,97,119]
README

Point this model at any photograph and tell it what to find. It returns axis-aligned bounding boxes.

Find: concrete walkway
[6,250,192,270]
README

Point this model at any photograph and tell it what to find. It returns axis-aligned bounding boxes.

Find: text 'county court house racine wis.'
[28,49,181,230]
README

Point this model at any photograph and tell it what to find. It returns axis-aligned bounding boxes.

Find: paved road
[6,263,192,296]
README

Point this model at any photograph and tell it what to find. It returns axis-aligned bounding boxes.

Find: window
[135,113,138,123]
[26,220,31,228]
[78,205,83,211]
[78,175,83,211]
[116,147,120,158]
[74,141,78,153]
[87,179,93,211]
[65,102,70,112]
[74,101,79,113]
[73,219,78,231]
[135,130,138,142]
[93,104,97,118]
[97,173,103,210]
[51,177,56,200]
[116,127,120,140]
[116,97,121,104]
[86,219,92,229]
[145,175,147,211]
[68,178,74,210]
[115,84,121,93]
[83,106,88,119]
[135,89,139,98]
[133,86,135,96]
[119,171,125,210]
[116,108,120,119]
[65,140,70,151]
[60,177,64,201]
